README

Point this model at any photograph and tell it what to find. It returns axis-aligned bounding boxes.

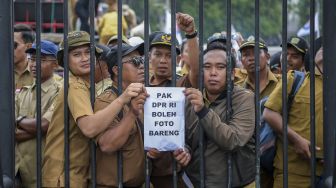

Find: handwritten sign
[144,87,185,151]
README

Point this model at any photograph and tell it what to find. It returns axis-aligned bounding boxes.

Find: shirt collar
[244,68,278,90]
[31,77,56,93]
[203,87,229,106]
[15,62,30,75]
[149,75,172,86]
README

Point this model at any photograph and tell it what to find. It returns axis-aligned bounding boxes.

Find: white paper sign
[144,87,185,151]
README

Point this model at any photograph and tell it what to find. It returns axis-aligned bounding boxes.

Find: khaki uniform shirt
[96,78,113,96]
[264,69,323,177]
[94,85,145,187]
[15,77,61,188]
[235,68,280,99]
[15,63,34,92]
[42,76,94,188]
[53,73,64,83]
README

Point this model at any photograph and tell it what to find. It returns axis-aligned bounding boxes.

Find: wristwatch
[185,30,198,39]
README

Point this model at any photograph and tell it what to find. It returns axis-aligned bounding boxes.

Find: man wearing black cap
[93,42,148,187]
[235,36,281,187]
[94,39,191,186]
[148,12,198,188]
[42,31,143,188]
[263,37,323,188]
[236,36,280,99]
[284,36,309,71]
[15,40,61,188]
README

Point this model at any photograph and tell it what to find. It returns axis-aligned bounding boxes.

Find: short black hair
[204,41,236,68]
[14,24,35,43]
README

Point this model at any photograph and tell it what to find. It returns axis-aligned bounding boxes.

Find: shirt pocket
[291,95,310,119]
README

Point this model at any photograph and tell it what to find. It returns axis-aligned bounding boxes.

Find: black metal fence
[1,0,336,187]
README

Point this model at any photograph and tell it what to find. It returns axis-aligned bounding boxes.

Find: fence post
[323,0,336,187]
[0,0,15,187]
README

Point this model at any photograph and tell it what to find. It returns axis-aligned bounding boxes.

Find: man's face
[149,45,172,79]
[287,46,304,71]
[14,32,29,65]
[68,45,92,77]
[121,51,144,87]
[203,49,229,96]
[28,54,57,81]
[241,47,269,73]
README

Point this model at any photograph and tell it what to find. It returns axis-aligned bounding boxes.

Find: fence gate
[1,0,336,187]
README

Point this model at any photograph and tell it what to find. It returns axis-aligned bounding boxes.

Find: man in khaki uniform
[184,40,256,188]
[263,38,324,188]
[42,31,145,188]
[147,13,198,188]
[282,36,309,72]
[235,36,280,99]
[235,36,280,187]
[94,42,147,188]
[15,40,61,188]
[13,24,35,92]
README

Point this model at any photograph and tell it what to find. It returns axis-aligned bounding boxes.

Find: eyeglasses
[122,56,144,67]
[28,57,57,63]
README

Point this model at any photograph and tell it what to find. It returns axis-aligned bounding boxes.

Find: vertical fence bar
[117,0,123,187]
[170,0,178,187]
[309,0,316,187]
[35,0,43,187]
[0,144,3,187]
[0,0,14,186]
[63,0,70,186]
[198,0,205,187]
[89,0,97,187]
[281,0,288,187]
[323,0,336,186]
[144,0,150,187]
[254,0,261,187]
[225,0,233,186]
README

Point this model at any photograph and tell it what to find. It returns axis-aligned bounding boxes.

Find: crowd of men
[13,10,324,188]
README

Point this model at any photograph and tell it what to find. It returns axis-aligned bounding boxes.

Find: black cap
[239,36,268,52]
[270,51,281,70]
[207,32,227,47]
[150,32,180,54]
[283,36,309,54]
[107,43,144,70]
[96,44,111,63]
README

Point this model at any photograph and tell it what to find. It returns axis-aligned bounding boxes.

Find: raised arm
[177,12,199,88]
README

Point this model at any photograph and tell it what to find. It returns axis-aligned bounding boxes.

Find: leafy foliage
[125,0,317,44]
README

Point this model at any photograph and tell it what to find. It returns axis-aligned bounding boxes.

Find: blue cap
[26,40,58,58]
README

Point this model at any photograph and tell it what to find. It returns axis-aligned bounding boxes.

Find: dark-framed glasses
[122,56,144,67]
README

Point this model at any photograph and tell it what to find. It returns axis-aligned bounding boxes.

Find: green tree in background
[123,0,321,45]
